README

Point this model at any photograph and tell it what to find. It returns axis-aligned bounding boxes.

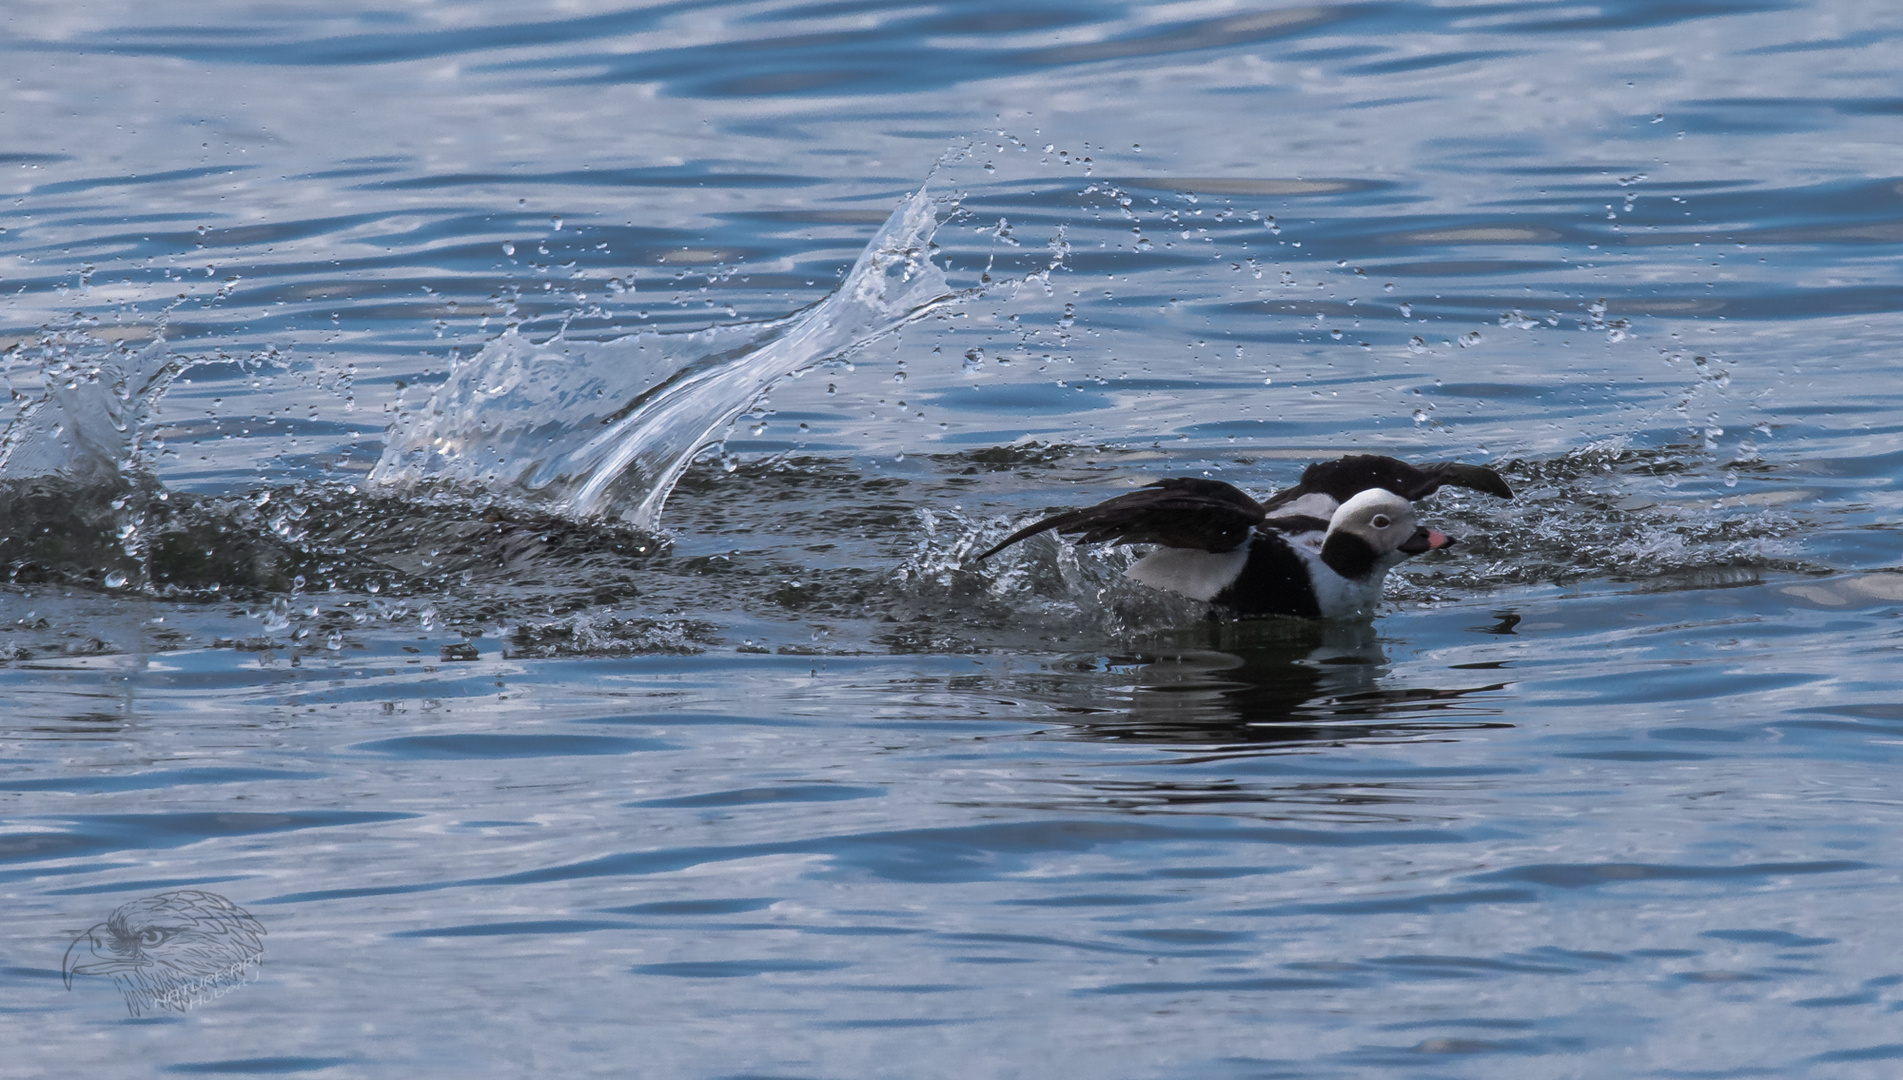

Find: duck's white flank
[1125,543,1252,601]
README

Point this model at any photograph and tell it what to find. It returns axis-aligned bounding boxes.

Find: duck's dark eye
[137,929,168,948]
[1370,514,1391,529]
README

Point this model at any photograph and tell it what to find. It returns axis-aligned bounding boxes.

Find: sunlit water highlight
[5,1,1903,1077]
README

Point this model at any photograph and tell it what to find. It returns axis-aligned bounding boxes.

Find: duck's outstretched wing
[1260,454,1513,512]
[975,477,1265,561]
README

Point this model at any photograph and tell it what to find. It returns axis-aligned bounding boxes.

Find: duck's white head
[1319,488,1452,580]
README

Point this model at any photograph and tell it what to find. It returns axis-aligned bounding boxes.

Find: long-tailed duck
[975,454,1512,618]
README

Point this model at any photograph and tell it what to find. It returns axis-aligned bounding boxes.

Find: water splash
[371,186,962,530]
[0,331,179,487]
[0,330,183,588]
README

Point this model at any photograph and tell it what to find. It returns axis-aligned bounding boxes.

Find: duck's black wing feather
[975,477,1265,561]
[1413,461,1515,500]
[1259,454,1513,511]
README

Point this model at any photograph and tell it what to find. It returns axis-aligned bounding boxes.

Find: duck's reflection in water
[1059,619,1509,748]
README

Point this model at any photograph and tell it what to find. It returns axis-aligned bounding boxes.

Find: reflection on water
[1059,620,1510,747]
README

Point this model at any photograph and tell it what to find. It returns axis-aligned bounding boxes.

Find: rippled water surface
[6,1,1903,1075]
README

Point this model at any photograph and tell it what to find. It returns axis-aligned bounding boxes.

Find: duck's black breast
[1212,531,1321,618]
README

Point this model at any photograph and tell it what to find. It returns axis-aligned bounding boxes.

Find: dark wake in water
[0,436,1825,659]
[0,172,1843,680]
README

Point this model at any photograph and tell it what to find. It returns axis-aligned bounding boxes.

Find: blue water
[6,0,1903,1076]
